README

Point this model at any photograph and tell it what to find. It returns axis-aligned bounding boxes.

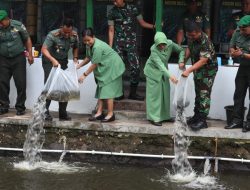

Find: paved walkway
[0,109,249,140]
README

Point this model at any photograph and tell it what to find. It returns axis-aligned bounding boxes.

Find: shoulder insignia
[21,24,27,31]
[195,16,202,23]
[52,31,60,37]
[11,27,19,33]
[72,31,78,36]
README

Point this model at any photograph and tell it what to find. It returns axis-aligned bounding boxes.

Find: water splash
[168,124,223,189]
[203,158,211,176]
[171,107,194,181]
[58,136,67,163]
[14,161,90,174]
[23,94,46,165]
[183,159,224,189]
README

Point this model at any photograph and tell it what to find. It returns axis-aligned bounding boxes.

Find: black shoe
[44,111,53,121]
[16,110,25,116]
[190,120,208,131]
[101,114,115,122]
[115,95,125,101]
[225,122,243,129]
[128,94,144,101]
[242,122,250,132]
[187,114,199,125]
[59,114,71,121]
[88,113,105,121]
[149,120,162,126]
[0,108,8,115]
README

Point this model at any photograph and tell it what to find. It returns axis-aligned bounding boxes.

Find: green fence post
[86,0,93,28]
[155,0,163,32]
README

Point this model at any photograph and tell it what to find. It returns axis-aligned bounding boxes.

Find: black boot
[242,122,250,132]
[190,115,208,131]
[44,99,53,121]
[59,102,71,121]
[128,86,144,101]
[45,99,51,108]
[187,113,199,126]
[44,110,53,121]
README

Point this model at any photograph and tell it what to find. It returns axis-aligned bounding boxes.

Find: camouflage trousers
[194,74,216,117]
[114,41,140,86]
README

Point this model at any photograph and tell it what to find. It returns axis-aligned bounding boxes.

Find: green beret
[0,10,7,21]
[238,15,250,27]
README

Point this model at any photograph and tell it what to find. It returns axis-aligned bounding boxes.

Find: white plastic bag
[173,70,191,110]
[42,61,80,102]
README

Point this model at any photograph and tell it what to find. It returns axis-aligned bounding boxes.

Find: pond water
[0,157,249,190]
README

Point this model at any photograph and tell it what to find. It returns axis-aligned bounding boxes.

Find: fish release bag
[173,70,191,109]
[42,61,80,102]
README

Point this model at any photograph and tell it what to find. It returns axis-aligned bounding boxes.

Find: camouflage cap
[238,15,250,27]
[0,10,7,21]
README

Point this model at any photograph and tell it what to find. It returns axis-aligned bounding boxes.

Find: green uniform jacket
[42,29,79,62]
[230,29,250,66]
[144,32,185,122]
[144,39,184,82]
[86,38,125,87]
[0,20,29,58]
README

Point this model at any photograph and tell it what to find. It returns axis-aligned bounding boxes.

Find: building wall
[8,59,249,120]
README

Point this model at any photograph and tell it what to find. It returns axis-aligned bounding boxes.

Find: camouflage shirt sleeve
[132,5,143,20]
[107,8,114,26]
[200,36,212,59]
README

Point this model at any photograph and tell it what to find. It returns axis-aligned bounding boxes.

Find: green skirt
[146,76,171,122]
[95,76,123,99]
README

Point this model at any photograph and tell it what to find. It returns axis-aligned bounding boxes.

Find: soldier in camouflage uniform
[181,21,218,131]
[225,15,250,133]
[0,10,34,116]
[41,18,79,121]
[177,0,210,45]
[108,0,155,101]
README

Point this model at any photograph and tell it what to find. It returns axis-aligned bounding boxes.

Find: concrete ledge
[0,109,249,140]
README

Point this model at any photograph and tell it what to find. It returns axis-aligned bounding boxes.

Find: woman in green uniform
[78,28,125,122]
[144,32,184,126]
